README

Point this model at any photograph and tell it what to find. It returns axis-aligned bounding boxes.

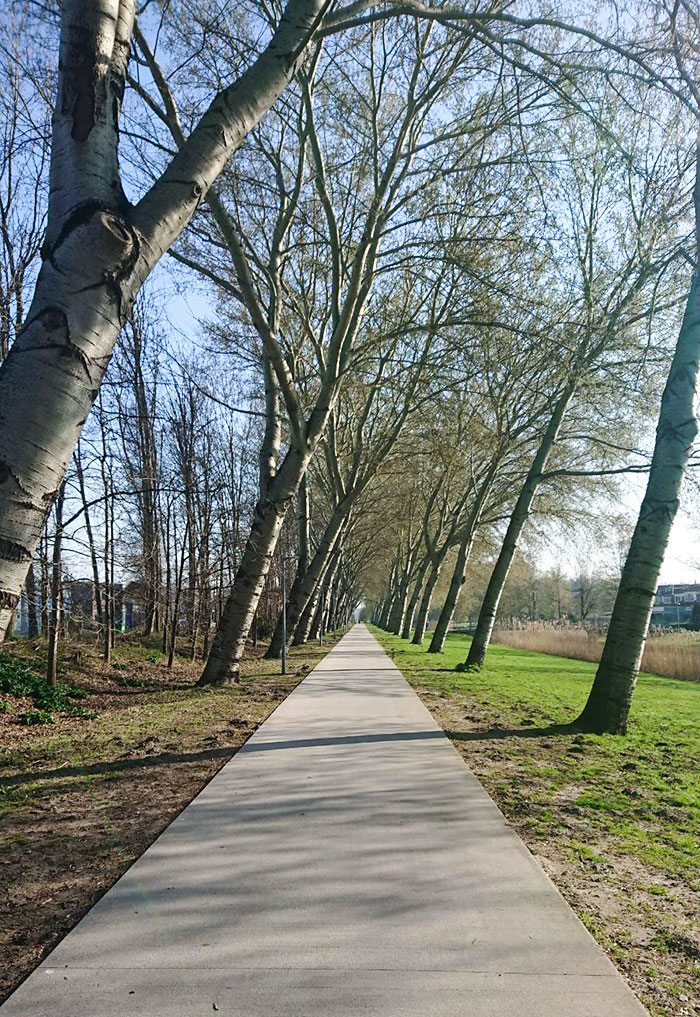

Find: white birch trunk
[0,0,327,640]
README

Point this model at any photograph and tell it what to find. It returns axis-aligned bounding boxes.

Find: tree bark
[46,484,65,687]
[428,533,472,653]
[39,532,49,636]
[267,498,348,657]
[308,594,324,642]
[296,539,342,644]
[300,584,323,644]
[576,271,700,734]
[24,564,39,639]
[412,564,441,645]
[263,478,313,658]
[0,0,137,640]
[198,447,309,684]
[0,0,328,642]
[297,474,310,577]
[401,556,430,639]
[74,444,103,624]
[465,386,573,668]
[168,517,189,669]
[387,547,417,635]
[429,466,498,654]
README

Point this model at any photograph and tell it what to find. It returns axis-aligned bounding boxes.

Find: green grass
[373,627,700,885]
[373,627,700,1014]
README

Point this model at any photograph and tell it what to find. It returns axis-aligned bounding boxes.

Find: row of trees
[9,293,368,676]
[1,1,699,735]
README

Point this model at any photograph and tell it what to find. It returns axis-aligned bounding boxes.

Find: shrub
[66,705,99,719]
[0,653,87,712]
[17,710,55,725]
[0,654,42,698]
[120,675,151,688]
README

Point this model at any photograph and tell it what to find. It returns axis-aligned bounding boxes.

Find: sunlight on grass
[374,627,700,885]
[373,625,700,1015]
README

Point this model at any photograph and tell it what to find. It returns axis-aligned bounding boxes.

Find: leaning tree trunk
[376,595,389,629]
[379,596,394,630]
[412,563,441,645]
[297,584,322,644]
[308,593,324,641]
[265,568,303,658]
[296,474,310,577]
[387,551,415,635]
[288,549,333,642]
[465,386,573,669]
[0,2,140,641]
[296,541,342,644]
[199,447,309,684]
[264,477,311,657]
[402,557,430,639]
[0,230,137,643]
[429,467,497,654]
[329,562,345,631]
[387,590,406,634]
[0,0,327,642]
[576,272,700,735]
[429,532,474,653]
[267,500,348,658]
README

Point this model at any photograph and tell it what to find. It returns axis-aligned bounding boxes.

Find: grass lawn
[372,626,700,1017]
[0,632,342,1003]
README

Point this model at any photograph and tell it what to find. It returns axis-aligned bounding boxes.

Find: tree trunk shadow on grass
[444,722,583,742]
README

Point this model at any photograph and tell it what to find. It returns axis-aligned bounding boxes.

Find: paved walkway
[2,625,648,1016]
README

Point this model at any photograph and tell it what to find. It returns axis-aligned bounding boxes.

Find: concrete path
[2,624,648,1016]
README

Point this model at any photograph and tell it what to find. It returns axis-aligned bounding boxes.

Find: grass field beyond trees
[372,627,700,1017]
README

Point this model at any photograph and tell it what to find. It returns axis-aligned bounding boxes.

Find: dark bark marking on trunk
[63,28,108,143]
[0,537,32,563]
[0,459,35,500]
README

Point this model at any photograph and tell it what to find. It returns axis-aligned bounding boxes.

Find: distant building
[11,579,142,636]
[651,584,700,627]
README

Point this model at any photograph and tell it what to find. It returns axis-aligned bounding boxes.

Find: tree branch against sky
[1,0,699,740]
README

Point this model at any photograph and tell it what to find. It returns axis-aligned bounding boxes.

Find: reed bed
[492,623,700,682]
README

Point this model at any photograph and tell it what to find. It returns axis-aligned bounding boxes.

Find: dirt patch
[0,634,338,1003]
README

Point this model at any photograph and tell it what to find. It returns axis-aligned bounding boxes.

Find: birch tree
[0,0,343,639]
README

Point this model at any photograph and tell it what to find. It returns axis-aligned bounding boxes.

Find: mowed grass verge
[0,632,342,1003]
[371,627,700,1017]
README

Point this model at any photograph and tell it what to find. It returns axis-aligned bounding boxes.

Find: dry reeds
[492,622,700,682]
